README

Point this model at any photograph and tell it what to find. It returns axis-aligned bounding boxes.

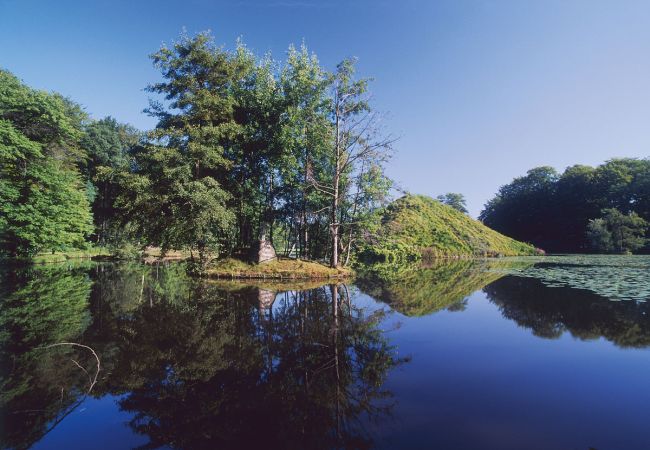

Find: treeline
[1,31,392,267]
[480,159,650,253]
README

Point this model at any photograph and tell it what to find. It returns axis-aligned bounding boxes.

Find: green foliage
[359,194,537,264]
[436,192,468,214]
[108,32,392,269]
[276,44,333,259]
[586,208,648,254]
[481,158,650,253]
[0,71,94,256]
[586,218,612,252]
[116,32,242,263]
[81,117,140,245]
[1,33,395,265]
[0,71,85,164]
[0,151,93,255]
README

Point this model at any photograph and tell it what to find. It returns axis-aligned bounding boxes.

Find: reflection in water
[356,257,650,348]
[356,259,525,316]
[3,257,650,449]
[0,263,405,450]
[0,263,94,450]
[484,276,650,348]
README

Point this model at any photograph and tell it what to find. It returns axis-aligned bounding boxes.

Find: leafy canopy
[0,70,93,256]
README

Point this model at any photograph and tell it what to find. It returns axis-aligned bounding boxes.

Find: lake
[2,256,650,449]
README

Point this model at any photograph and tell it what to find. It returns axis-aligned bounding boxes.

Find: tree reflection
[484,276,650,347]
[0,263,94,449]
[111,282,404,449]
[1,263,405,449]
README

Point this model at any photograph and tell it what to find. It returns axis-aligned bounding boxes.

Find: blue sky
[2,0,650,216]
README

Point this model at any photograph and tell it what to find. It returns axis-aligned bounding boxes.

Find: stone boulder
[250,239,277,264]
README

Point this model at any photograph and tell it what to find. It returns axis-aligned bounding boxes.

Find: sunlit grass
[206,257,353,279]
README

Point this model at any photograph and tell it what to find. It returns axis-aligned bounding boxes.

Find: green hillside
[360,194,539,263]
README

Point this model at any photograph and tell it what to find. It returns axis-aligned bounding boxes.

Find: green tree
[0,71,93,256]
[587,208,647,254]
[116,32,244,267]
[277,44,332,259]
[81,117,140,245]
[480,166,558,249]
[229,49,285,249]
[436,192,468,214]
[480,159,650,253]
[309,58,393,267]
[586,218,613,253]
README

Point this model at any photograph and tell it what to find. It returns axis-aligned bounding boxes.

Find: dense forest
[480,160,650,254]
[0,31,393,268]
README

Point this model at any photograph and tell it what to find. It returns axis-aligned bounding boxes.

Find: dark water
[1,257,650,450]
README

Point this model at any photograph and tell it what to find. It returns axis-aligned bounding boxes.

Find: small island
[205,258,353,280]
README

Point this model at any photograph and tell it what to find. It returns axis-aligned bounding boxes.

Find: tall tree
[116,32,250,267]
[278,44,332,259]
[230,50,284,249]
[0,70,93,256]
[309,59,393,267]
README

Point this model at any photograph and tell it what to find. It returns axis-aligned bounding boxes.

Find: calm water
[2,256,650,450]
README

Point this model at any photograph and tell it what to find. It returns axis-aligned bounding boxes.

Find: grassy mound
[361,194,538,262]
[206,258,352,280]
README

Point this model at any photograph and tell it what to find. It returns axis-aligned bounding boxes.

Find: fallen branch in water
[37,342,101,393]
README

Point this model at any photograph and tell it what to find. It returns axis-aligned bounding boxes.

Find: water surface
[2,256,649,449]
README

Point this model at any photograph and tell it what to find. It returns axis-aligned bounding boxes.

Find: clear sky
[2,0,650,216]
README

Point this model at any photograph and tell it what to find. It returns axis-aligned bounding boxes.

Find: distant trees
[480,159,650,253]
[586,209,647,254]
[436,193,468,214]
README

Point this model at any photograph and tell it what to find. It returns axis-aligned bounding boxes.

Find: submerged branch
[37,342,101,393]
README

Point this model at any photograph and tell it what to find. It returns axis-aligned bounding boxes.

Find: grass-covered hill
[360,194,539,263]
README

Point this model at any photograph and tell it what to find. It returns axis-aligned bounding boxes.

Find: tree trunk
[330,91,341,268]
[330,172,339,268]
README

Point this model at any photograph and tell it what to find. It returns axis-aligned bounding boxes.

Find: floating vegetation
[492,255,650,302]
